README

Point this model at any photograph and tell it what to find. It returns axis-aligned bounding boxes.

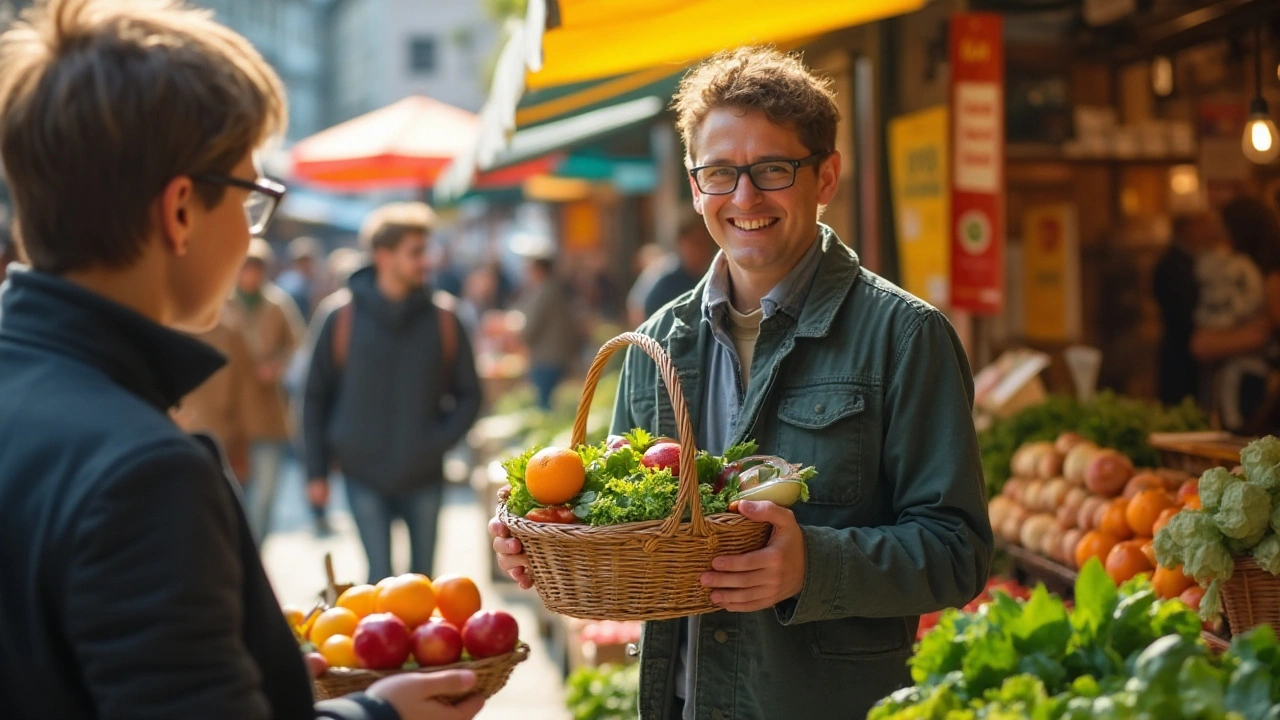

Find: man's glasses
[688,152,830,195]
[191,174,287,234]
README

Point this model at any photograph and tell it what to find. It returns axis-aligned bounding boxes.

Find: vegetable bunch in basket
[501,428,817,526]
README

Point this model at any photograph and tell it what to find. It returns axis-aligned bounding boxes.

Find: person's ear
[689,174,705,216]
[816,152,842,206]
[158,176,197,257]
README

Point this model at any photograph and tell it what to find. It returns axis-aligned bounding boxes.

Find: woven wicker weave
[502,332,771,621]
[1221,556,1280,637]
[312,642,529,702]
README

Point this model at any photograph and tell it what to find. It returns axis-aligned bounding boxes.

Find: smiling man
[492,46,993,719]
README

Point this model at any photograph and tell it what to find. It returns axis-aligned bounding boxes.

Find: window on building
[409,36,437,75]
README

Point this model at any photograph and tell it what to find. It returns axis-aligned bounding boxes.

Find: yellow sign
[1022,203,1082,342]
[888,106,950,306]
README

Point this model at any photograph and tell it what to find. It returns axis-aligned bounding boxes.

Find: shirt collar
[702,229,824,323]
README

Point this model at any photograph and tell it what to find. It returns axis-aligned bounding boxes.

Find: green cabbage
[1252,534,1280,575]
[1198,467,1240,514]
[1241,435,1280,497]
[1213,482,1272,540]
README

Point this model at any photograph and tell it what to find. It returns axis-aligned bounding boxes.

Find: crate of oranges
[497,332,817,621]
[289,571,529,702]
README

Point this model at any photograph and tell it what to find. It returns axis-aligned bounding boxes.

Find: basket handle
[572,332,708,543]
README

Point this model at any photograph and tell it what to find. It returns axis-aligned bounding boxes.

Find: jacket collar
[666,224,861,342]
[0,266,225,411]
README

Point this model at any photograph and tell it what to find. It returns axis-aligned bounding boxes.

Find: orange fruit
[1176,478,1199,505]
[1152,565,1195,600]
[282,605,305,628]
[1126,490,1176,537]
[1123,473,1166,499]
[434,574,482,627]
[336,584,378,618]
[1179,585,1206,611]
[525,447,586,505]
[320,634,358,668]
[1183,493,1202,510]
[1139,538,1157,567]
[1099,497,1135,540]
[1152,507,1180,537]
[1075,530,1121,569]
[310,607,359,647]
[1105,540,1153,585]
[374,573,437,628]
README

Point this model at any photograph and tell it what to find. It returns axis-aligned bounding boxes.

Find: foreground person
[492,46,992,719]
[0,1,481,718]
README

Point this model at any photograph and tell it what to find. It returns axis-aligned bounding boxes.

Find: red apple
[353,613,411,670]
[642,442,681,475]
[304,652,328,678]
[412,619,463,666]
[461,610,519,659]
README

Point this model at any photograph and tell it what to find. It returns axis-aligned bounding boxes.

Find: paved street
[262,459,571,720]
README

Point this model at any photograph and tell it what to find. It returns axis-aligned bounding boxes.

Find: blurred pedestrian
[510,233,578,410]
[174,307,257,482]
[226,238,305,545]
[626,242,674,327]
[303,202,482,582]
[643,214,718,318]
[276,235,322,321]
[0,1,483,717]
[1154,211,1219,406]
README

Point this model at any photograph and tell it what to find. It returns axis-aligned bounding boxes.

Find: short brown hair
[0,0,287,274]
[359,202,436,253]
[672,46,839,164]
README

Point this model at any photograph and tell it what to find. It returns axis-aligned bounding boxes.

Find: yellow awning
[527,0,927,90]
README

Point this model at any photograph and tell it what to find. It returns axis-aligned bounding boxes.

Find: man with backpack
[303,202,482,583]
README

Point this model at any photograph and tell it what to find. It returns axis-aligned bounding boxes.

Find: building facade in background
[329,0,498,121]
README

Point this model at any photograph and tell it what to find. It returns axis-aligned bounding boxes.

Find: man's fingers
[711,547,776,573]
[488,516,511,539]
[700,569,771,589]
[711,587,774,608]
[437,693,486,720]
[492,536,525,557]
[416,669,477,697]
[717,599,772,613]
[735,500,794,528]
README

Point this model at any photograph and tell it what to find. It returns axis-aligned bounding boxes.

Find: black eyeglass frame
[191,173,287,233]
[687,151,831,195]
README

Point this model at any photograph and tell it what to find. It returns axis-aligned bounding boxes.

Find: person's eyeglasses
[688,152,830,195]
[191,174,287,234]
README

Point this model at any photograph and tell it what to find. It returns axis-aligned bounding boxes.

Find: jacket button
[814,403,825,414]
[713,630,728,643]
[712,710,728,720]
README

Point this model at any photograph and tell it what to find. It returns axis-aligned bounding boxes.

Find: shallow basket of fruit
[499,332,817,621]
[294,571,530,703]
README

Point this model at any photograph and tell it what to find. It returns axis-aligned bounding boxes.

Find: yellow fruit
[525,447,586,505]
[375,574,437,628]
[320,634,358,668]
[310,607,359,647]
[336,584,378,618]
[282,605,305,628]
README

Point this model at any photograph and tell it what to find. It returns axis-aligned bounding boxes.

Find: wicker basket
[312,642,530,702]
[1220,556,1280,637]
[501,332,771,621]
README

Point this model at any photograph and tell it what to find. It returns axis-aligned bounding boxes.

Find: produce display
[979,392,1206,497]
[917,577,1032,640]
[1154,435,1280,620]
[989,432,1199,592]
[501,429,816,525]
[287,572,520,676]
[871,560,1280,720]
[566,663,639,720]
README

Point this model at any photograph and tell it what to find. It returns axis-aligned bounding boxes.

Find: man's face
[238,260,265,294]
[689,107,840,281]
[378,232,429,290]
[169,153,257,332]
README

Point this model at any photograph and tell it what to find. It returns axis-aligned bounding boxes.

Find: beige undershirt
[726,302,764,389]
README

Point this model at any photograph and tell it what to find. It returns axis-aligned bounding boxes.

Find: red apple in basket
[353,613,412,670]
[412,619,464,666]
[642,442,682,474]
[462,610,519,659]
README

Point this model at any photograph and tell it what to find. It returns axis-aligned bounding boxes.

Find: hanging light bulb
[1244,26,1280,164]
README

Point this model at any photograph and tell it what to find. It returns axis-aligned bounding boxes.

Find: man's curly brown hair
[672,46,840,164]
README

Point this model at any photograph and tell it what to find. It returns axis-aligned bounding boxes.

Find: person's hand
[701,500,806,612]
[488,516,533,589]
[367,670,485,720]
[307,479,330,507]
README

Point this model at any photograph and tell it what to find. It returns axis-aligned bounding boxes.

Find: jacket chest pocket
[774,385,867,505]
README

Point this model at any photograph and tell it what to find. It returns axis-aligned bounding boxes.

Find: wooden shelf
[996,539,1078,597]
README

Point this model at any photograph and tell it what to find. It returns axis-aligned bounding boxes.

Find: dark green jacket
[610,227,993,720]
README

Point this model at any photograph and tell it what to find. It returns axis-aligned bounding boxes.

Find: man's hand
[367,669,485,720]
[307,478,330,507]
[488,516,534,590]
[701,500,806,612]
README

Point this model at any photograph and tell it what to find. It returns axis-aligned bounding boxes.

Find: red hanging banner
[948,13,1005,315]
